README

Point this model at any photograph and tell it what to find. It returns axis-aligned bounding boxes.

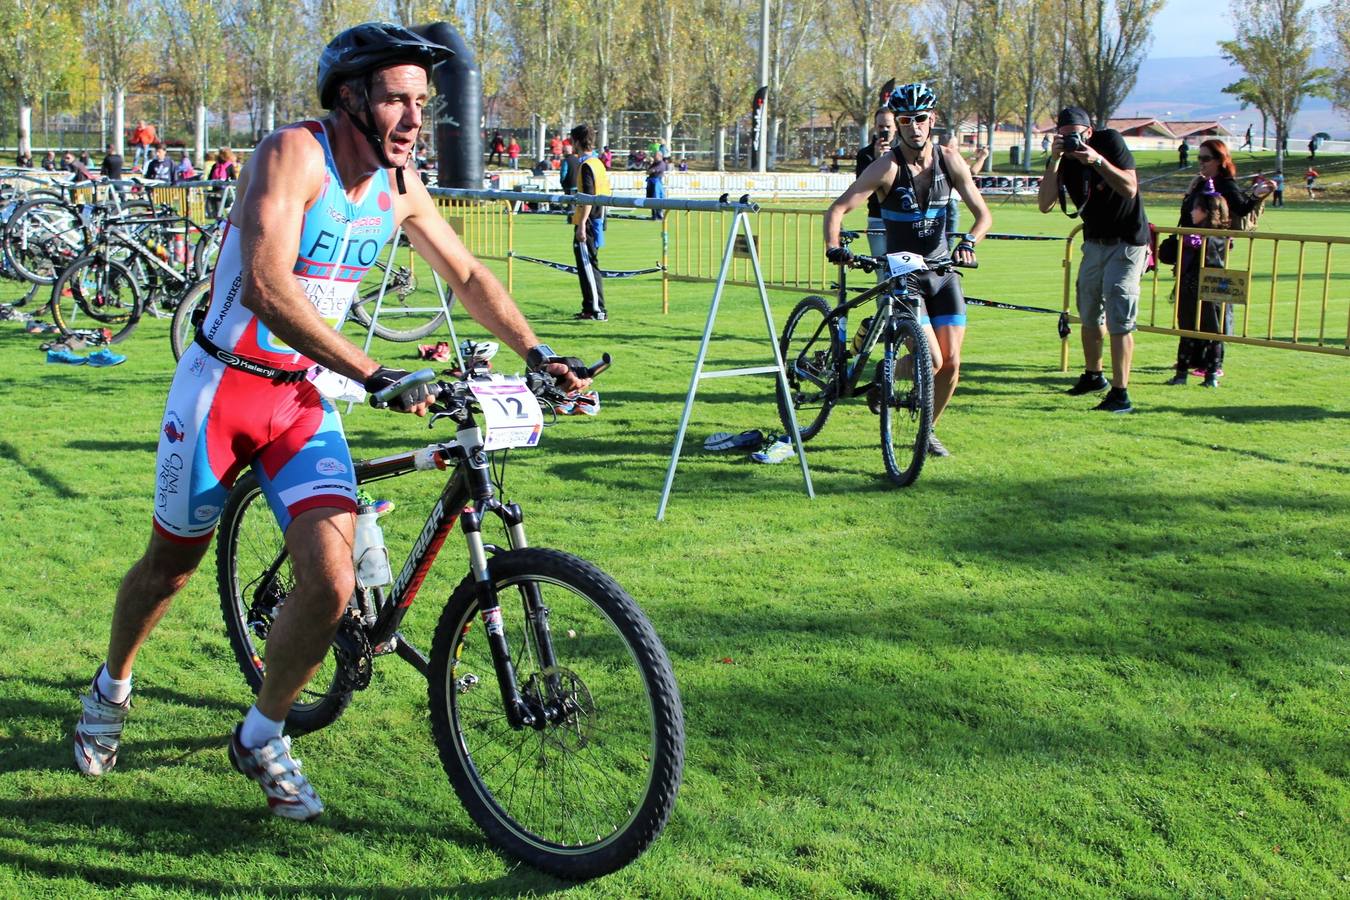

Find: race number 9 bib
[469,376,544,451]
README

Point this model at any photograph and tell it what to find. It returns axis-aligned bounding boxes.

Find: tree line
[0,0,1345,170]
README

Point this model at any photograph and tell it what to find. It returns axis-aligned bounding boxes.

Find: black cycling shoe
[1165,372,1188,386]
[927,434,951,457]
[1093,387,1134,413]
[1066,371,1109,395]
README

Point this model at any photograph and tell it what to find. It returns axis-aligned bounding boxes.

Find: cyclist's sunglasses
[1197,153,1215,162]
[896,112,931,126]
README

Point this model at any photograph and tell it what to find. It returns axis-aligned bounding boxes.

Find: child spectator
[1305,167,1318,199]
[1167,180,1231,388]
[507,137,520,169]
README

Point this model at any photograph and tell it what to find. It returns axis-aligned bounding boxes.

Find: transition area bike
[215,357,684,879]
[777,233,967,487]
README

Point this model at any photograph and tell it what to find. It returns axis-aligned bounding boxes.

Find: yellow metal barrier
[663,206,829,299]
[1060,223,1350,368]
[433,196,514,291]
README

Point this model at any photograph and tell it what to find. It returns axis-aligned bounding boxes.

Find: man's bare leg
[106,531,211,678]
[254,507,356,721]
[1109,332,1134,389]
[930,324,965,424]
[1081,323,1106,374]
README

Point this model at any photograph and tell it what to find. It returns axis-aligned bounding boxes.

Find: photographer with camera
[1038,106,1149,414]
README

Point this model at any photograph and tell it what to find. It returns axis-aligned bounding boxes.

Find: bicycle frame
[250,417,560,732]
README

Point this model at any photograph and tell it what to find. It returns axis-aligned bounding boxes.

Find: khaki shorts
[1076,240,1147,335]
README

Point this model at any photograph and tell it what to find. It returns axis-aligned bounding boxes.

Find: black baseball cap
[1057,106,1091,128]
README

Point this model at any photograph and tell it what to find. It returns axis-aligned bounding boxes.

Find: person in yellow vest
[570,124,610,321]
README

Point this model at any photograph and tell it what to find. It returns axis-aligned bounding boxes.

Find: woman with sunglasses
[1171,140,1273,384]
[824,82,993,458]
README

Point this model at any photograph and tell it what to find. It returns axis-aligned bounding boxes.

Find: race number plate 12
[469,376,545,451]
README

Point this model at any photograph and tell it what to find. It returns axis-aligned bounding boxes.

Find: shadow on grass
[1142,404,1350,423]
[0,797,567,897]
[0,438,84,499]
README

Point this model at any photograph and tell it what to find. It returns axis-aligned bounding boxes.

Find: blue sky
[1149,0,1330,59]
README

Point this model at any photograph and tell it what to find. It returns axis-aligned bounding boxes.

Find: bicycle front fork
[463,501,563,730]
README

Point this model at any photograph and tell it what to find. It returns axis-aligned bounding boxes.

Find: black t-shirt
[856,144,881,218]
[560,153,580,192]
[1060,129,1149,246]
[101,154,124,179]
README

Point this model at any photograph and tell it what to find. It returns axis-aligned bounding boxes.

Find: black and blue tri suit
[877,146,967,328]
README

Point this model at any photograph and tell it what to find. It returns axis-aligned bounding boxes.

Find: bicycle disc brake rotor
[532,666,596,752]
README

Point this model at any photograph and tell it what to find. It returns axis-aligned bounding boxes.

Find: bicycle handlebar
[839,252,978,274]
[372,355,613,412]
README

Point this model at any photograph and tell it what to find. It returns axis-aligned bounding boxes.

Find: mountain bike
[777,233,954,487]
[215,359,684,879]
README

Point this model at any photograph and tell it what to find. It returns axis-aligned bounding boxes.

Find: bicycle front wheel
[776,294,843,441]
[170,278,211,360]
[879,318,934,487]
[217,472,354,736]
[50,255,143,343]
[428,548,684,879]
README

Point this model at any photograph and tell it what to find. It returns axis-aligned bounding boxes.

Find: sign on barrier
[1199,268,1249,305]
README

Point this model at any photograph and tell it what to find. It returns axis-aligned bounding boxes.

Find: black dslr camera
[1061,132,1087,153]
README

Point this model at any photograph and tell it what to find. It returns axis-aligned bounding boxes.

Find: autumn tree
[688,0,750,168]
[83,0,145,157]
[1220,0,1330,169]
[1006,0,1057,171]
[1063,0,1163,126]
[0,0,80,157]
[1320,0,1350,120]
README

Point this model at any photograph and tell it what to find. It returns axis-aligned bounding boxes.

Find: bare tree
[966,0,1014,171]
[231,0,306,136]
[636,0,691,151]
[691,0,752,169]
[156,0,228,166]
[924,0,980,148]
[1221,0,1331,169]
[1064,0,1163,127]
[765,0,824,167]
[578,0,636,151]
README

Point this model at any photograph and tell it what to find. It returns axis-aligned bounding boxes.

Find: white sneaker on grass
[74,667,130,776]
[228,725,324,821]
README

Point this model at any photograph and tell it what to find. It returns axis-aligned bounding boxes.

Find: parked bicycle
[215,357,685,878]
[777,231,964,487]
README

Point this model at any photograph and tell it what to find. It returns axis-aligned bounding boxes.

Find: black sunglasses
[1197,154,1215,162]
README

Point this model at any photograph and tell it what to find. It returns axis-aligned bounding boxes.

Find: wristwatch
[526,344,557,370]
[1093,156,1105,168]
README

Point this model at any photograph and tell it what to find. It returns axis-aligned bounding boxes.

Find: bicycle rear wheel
[4,199,87,285]
[776,294,843,441]
[879,318,934,487]
[428,548,684,879]
[170,278,211,360]
[347,266,447,342]
[217,472,354,736]
[50,255,143,344]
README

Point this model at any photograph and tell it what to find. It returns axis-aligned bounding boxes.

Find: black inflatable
[412,22,481,189]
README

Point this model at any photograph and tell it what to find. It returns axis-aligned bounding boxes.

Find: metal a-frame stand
[656,208,814,520]
[358,226,463,369]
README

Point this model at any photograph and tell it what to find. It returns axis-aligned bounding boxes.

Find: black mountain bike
[777,233,952,487]
[215,360,684,879]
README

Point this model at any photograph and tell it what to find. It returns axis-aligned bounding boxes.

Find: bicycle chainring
[333,614,375,692]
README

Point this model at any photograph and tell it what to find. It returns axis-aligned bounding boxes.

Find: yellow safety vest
[571,155,611,225]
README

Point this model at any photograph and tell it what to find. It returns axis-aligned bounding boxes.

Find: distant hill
[1120,54,1346,139]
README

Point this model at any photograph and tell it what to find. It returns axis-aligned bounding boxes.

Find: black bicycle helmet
[887,82,937,116]
[318,22,454,109]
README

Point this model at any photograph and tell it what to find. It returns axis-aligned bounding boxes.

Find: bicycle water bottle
[353,503,392,589]
[851,316,873,355]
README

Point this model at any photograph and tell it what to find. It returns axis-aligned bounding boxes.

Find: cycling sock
[240,705,285,749]
[96,664,132,704]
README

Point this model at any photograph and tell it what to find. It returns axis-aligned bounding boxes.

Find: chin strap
[341,80,409,195]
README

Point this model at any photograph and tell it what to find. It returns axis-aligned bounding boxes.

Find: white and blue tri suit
[152,120,397,543]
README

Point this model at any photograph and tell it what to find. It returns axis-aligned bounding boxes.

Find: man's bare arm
[942,147,992,242]
[237,128,380,382]
[824,155,895,250]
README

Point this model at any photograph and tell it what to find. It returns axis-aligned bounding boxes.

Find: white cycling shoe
[228,725,324,821]
[74,667,131,777]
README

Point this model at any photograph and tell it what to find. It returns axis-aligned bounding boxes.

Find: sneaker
[750,437,797,464]
[1191,367,1223,378]
[228,724,324,821]
[1066,371,1109,395]
[572,311,607,321]
[1201,373,1219,388]
[1165,372,1188,386]
[927,434,951,457]
[46,348,87,365]
[86,348,127,367]
[416,341,452,362]
[1093,388,1134,413]
[704,429,765,452]
[74,667,130,776]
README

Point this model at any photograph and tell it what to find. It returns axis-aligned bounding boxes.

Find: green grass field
[0,196,1346,897]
